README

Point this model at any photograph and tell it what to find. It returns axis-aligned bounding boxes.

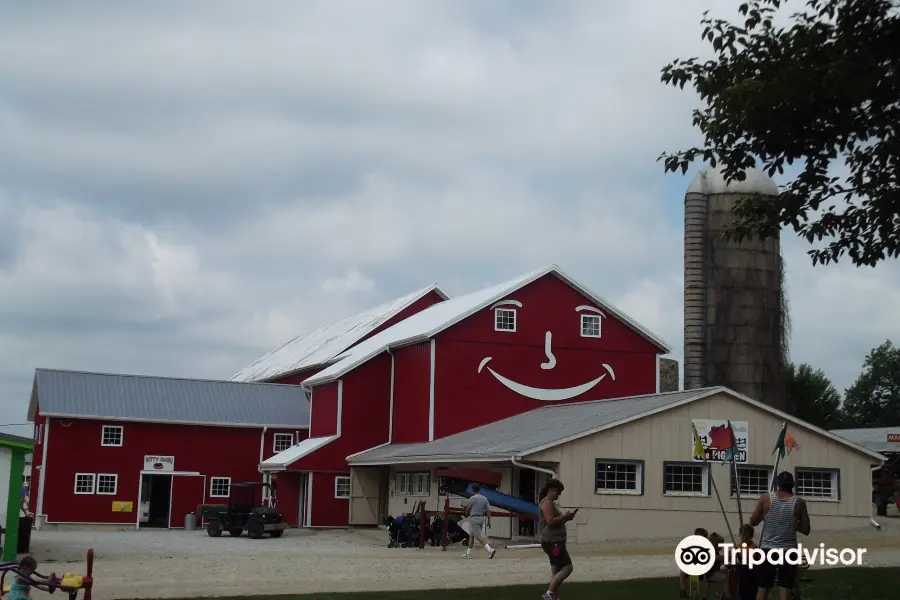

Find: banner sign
[888,433,900,443]
[143,455,175,472]
[692,420,749,463]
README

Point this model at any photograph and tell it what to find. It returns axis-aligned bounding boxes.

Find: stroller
[385,514,421,548]
[430,514,468,546]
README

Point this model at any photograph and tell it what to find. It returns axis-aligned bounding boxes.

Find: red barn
[27,370,308,529]
[258,265,671,528]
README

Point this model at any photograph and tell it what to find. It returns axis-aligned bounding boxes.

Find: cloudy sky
[2,0,898,435]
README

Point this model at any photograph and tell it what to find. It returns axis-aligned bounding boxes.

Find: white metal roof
[348,386,888,465]
[260,435,338,471]
[831,427,900,454]
[686,166,779,196]
[304,265,672,385]
[230,284,447,382]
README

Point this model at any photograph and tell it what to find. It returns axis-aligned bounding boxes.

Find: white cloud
[0,0,897,428]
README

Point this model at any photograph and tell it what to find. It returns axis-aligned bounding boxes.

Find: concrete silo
[683,166,789,409]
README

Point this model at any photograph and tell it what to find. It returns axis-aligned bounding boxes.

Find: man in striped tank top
[748,472,811,600]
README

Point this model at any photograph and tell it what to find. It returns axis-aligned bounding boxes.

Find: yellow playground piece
[60,574,84,589]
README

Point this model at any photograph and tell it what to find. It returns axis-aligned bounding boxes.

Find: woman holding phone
[538,478,577,600]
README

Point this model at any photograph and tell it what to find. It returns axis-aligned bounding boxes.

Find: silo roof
[687,166,779,196]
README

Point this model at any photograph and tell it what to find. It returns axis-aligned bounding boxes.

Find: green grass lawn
[150,566,897,600]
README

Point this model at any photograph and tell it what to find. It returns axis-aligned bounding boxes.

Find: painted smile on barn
[477,330,615,401]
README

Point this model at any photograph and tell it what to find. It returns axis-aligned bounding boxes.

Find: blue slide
[463,483,538,515]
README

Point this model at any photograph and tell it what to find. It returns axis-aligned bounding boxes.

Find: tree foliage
[784,362,844,428]
[660,0,900,267]
[842,340,900,427]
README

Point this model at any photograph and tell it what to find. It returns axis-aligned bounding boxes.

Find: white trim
[36,417,50,524]
[346,441,392,461]
[795,467,840,502]
[140,470,202,476]
[575,305,605,315]
[388,349,395,443]
[303,265,673,385]
[334,475,351,499]
[305,472,314,526]
[595,460,643,495]
[96,473,118,495]
[273,432,294,453]
[209,476,231,498]
[655,354,661,393]
[579,313,602,338]
[39,413,308,429]
[489,299,522,309]
[337,380,343,436]
[663,463,710,497]
[351,455,506,466]
[429,340,436,441]
[74,472,95,494]
[493,307,517,332]
[260,435,339,470]
[100,424,124,447]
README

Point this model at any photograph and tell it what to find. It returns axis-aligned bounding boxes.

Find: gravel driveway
[26,518,900,600]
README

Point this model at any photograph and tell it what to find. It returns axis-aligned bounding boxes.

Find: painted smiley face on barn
[477,300,615,401]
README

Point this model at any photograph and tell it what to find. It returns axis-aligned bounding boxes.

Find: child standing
[679,528,709,597]
[7,557,54,600]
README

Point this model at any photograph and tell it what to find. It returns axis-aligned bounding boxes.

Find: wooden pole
[692,422,736,544]
[441,496,449,551]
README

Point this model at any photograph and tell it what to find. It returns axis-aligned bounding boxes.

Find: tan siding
[526,391,876,542]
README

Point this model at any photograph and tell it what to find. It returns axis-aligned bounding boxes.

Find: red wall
[429,273,662,439]
[35,416,304,525]
[271,472,303,525]
[310,383,340,438]
[358,290,446,345]
[270,367,324,386]
[309,472,349,527]
[391,342,432,444]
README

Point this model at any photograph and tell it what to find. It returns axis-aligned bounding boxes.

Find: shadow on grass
[119,566,898,600]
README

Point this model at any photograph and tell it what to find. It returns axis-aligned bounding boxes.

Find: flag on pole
[721,420,738,464]
[784,432,798,455]
[693,426,705,460]
[773,422,788,458]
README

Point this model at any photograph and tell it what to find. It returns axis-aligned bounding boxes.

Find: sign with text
[112,501,133,512]
[888,433,900,443]
[143,455,175,472]
[692,420,749,463]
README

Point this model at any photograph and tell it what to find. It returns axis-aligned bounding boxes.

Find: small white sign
[143,455,175,472]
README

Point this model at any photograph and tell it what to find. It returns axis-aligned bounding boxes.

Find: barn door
[168,475,206,528]
[349,468,381,525]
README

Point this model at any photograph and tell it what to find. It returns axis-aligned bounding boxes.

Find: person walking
[462,483,496,559]
[749,471,811,600]
[538,479,576,600]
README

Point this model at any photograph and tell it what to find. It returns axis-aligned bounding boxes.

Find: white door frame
[135,470,203,530]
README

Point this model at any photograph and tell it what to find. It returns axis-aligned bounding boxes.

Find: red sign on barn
[887,433,900,443]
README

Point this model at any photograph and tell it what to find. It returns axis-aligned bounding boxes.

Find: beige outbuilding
[348,386,885,542]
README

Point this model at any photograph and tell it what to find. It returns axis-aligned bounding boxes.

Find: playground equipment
[410,495,538,551]
[0,549,94,600]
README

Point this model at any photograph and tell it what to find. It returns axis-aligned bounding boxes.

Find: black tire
[269,529,284,538]
[228,528,243,537]
[207,521,223,537]
[247,520,265,539]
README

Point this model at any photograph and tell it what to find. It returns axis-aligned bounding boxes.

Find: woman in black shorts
[538,479,577,600]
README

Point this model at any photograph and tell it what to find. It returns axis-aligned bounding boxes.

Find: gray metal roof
[29,369,309,427]
[831,427,900,454]
[349,388,718,464]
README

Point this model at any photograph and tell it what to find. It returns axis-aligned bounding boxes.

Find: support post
[4,450,27,561]
[418,501,426,549]
[83,548,94,600]
[440,496,449,551]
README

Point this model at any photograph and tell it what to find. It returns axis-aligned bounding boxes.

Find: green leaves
[660,0,900,268]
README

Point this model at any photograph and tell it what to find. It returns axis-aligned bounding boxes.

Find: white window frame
[395,471,431,496]
[101,425,123,447]
[494,308,516,332]
[273,433,294,453]
[580,314,602,338]
[795,468,840,502]
[210,477,232,498]
[334,476,351,499]
[595,459,643,495]
[663,462,710,497]
[731,465,773,498]
[96,473,118,495]
[74,473,95,495]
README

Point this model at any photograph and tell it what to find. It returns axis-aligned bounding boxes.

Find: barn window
[595,459,643,494]
[334,476,351,499]
[273,433,293,453]
[210,477,231,498]
[494,308,516,332]
[581,314,602,338]
[731,465,772,497]
[101,425,123,447]
[795,468,839,501]
[663,462,709,496]
[395,471,430,496]
[74,473,95,494]
[97,474,118,495]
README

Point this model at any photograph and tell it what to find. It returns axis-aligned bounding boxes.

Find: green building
[0,432,36,560]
